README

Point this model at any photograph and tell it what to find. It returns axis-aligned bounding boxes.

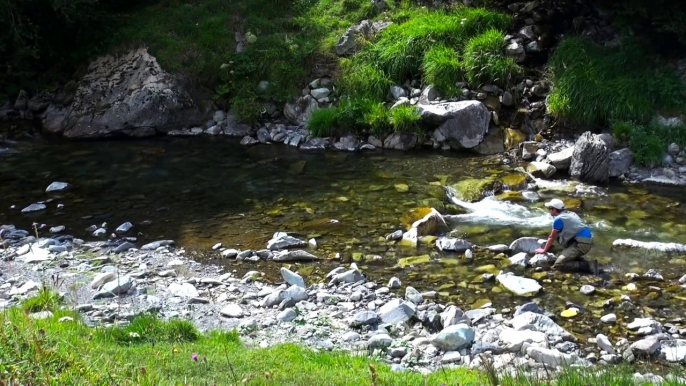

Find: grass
[389,105,422,133]
[422,45,462,95]
[3,290,686,385]
[463,29,520,87]
[548,36,686,126]
[308,107,339,137]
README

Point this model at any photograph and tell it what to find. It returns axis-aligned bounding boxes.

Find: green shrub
[463,29,520,87]
[630,127,665,166]
[611,121,635,144]
[389,105,422,133]
[422,45,462,95]
[308,107,339,137]
[548,36,686,126]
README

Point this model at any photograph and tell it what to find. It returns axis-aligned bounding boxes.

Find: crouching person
[535,199,597,274]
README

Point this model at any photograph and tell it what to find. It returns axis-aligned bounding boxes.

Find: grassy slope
[2,292,685,385]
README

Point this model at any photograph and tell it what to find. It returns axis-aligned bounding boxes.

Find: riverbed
[2,135,686,342]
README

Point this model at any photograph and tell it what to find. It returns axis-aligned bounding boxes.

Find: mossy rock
[500,174,528,190]
[564,198,583,210]
[474,264,499,274]
[496,191,526,202]
[400,208,433,228]
[397,254,431,268]
[628,210,650,220]
[451,178,502,202]
[504,128,527,151]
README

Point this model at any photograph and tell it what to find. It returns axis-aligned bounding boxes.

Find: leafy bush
[308,107,339,137]
[463,29,520,87]
[422,45,462,95]
[548,37,686,126]
[611,121,635,144]
[630,127,665,166]
[389,105,422,133]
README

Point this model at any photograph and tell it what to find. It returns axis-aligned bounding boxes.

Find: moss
[499,174,528,190]
[397,254,431,268]
[451,178,502,202]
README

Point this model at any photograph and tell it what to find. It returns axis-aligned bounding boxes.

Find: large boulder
[570,132,609,184]
[410,208,448,236]
[432,324,475,351]
[608,148,633,177]
[509,237,545,254]
[418,101,491,149]
[44,48,209,138]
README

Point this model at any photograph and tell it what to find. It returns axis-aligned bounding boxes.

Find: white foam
[448,195,552,228]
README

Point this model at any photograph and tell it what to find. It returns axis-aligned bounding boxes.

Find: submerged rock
[496,273,542,296]
[46,181,70,193]
[21,203,46,213]
[451,178,502,202]
[612,239,686,254]
[436,238,472,252]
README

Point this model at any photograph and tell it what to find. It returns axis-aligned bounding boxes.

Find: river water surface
[2,134,686,341]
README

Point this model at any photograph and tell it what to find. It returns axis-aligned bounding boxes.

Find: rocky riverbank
[3,211,686,384]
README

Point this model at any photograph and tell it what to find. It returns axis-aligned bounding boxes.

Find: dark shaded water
[2,133,686,341]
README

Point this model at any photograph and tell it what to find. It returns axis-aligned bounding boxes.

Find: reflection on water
[2,134,686,338]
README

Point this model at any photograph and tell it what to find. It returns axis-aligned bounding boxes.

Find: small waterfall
[447,195,553,228]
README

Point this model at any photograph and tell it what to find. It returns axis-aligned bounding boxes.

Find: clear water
[2,133,686,340]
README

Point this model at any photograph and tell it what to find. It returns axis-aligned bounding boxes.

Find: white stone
[499,327,547,351]
[441,351,462,364]
[21,203,46,213]
[267,232,307,250]
[277,308,297,322]
[388,277,401,288]
[220,304,244,318]
[368,334,393,349]
[115,222,133,233]
[664,346,686,363]
[9,280,40,295]
[508,252,528,267]
[580,285,595,295]
[46,181,70,192]
[432,324,475,351]
[600,314,617,324]
[343,331,361,342]
[168,283,199,298]
[90,272,116,289]
[496,273,541,296]
[280,267,305,288]
[596,334,615,354]
[221,249,239,258]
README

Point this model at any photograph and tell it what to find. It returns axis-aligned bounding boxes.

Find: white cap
[545,198,565,210]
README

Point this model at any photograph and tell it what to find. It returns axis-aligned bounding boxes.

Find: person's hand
[534,248,546,254]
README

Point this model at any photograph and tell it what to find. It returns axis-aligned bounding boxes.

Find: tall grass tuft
[308,107,339,137]
[339,60,393,100]
[22,287,62,313]
[389,105,422,133]
[612,119,686,166]
[548,36,686,126]
[463,28,520,87]
[422,45,462,95]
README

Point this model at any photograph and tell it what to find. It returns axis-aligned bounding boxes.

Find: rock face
[418,101,491,149]
[336,20,392,56]
[284,95,319,125]
[43,48,209,138]
[570,132,610,184]
[608,148,633,177]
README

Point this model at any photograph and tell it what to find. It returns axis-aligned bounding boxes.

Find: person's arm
[535,229,559,254]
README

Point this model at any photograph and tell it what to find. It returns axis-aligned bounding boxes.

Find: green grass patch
[422,45,462,95]
[21,286,62,313]
[548,36,686,126]
[339,60,393,100]
[463,28,520,87]
[3,293,684,385]
[389,105,422,133]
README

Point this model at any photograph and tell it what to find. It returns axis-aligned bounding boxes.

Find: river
[2,134,686,341]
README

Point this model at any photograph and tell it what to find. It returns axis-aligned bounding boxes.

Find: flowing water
[2,133,686,341]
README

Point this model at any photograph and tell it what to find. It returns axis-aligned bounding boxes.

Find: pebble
[601,314,617,324]
[277,308,297,322]
[580,285,595,295]
[388,277,401,289]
